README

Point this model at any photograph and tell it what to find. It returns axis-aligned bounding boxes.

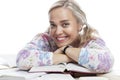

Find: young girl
[16,0,114,73]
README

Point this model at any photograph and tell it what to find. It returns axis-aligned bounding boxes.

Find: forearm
[16,33,57,70]
[64,47,114,73]
[52,53,72,64]
[77,38,114,73]
[16,49,53,70]
[52,48,73,64]
[65,47,81,62]
[78,48,114,73]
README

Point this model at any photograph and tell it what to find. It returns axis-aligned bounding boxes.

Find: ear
[79,27,82,32]
[78,25,83,32]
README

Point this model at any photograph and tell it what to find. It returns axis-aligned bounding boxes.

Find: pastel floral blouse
[16,33,114,73]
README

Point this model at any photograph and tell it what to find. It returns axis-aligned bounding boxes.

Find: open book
[0,65,10,70]
[29,63,96,74]
[0,68,46,80]
[33,73,75,80]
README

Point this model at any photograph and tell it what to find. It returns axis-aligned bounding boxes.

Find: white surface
[0,57,8,66]
[0,54,17,67]
[0,0,120,71]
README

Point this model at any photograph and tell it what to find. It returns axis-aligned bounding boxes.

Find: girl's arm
[61,38,114,73]
[16,33,72,70]
[16,33,54,70]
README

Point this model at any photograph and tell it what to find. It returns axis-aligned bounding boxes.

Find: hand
[53,48,74,64]
[54,48,63,54]
[59,46,66,51]
[58,46,81,62]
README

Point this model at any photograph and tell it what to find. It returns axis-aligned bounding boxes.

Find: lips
[56,36,68,42]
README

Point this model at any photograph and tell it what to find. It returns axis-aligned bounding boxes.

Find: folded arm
[61,38,114,73]
[16,33,72,70]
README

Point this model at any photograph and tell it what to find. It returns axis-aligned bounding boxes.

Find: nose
[55,26,63,35]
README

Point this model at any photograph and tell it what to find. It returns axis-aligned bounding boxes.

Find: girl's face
[49,7,81,47]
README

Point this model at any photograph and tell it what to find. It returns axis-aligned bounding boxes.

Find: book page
[0,68,46,80]
[79,77,108,80]
[0,65,10,70]
[66,63,96,73]
[34,73,75,80]
[29,63,97,73]
[0,75,25,80]
[29,64,66,73]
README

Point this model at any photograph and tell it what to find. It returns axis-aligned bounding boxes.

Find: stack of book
[0,62,120,80]
[0,68,46,80]
[29,63,97,77]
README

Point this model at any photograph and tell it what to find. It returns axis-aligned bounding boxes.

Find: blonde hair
[49,0,98,47]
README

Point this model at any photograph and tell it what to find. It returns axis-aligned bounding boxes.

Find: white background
[0,0,120,69]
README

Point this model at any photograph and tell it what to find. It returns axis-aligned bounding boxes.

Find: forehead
[49,7,76,22]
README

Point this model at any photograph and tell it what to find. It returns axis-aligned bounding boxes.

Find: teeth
[57,37,65,40]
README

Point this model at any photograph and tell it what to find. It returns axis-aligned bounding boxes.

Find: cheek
[68,28,79,39]
[67,27,79,35]
[71,32,79,38]
[49,30,55,37]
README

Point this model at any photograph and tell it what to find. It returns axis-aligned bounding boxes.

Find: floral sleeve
[16,33,56,70]
[78,38,114,73]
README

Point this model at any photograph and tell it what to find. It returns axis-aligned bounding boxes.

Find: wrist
[63,45,70,54]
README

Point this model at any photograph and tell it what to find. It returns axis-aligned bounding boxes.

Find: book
[0,68,46,80]
[32,73,75,80]
[79,76,108,80]
[0,65,9,70]
[29,63,96,74]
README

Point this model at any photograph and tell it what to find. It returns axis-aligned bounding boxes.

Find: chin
[57,43,70,48]
[57,44,65,48]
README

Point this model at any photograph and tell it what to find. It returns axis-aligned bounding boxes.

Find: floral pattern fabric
[78,39,114,72]
[16,33,114,73]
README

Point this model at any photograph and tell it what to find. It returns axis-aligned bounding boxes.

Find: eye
[62,23,70,27]
[50,23,56,29]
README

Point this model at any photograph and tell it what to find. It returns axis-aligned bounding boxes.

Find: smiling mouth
[56,36,68,42]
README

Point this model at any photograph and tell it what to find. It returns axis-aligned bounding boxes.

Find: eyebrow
[50,20,69,23]
[60,20,69,23]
